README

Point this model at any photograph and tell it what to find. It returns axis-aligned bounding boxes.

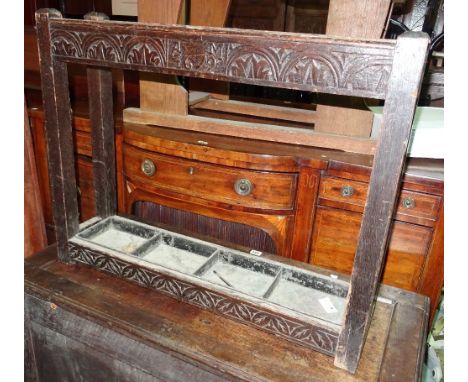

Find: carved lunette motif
[49,19,395,99]
[68,241,339,355]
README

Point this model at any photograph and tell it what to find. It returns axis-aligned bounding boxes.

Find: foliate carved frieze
[49,22,394,98]
[68,242,338,355]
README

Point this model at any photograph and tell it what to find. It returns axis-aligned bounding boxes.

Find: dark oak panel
[36,9,79,262]
[335,33,429,371]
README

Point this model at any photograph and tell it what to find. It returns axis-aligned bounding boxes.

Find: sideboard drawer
[318,176,441,226]
[310,207,432,291]
[123,144,297,211]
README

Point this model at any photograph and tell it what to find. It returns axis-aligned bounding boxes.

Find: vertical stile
[85,12,117,218]
[35,9,79,263]
[334,32,430,373]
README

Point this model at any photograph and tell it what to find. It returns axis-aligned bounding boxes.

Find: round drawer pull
[188,167,195,175]
[402,197,416,209]
[141,159,156,176]
[234,178,253,196]
[341,185,354,197]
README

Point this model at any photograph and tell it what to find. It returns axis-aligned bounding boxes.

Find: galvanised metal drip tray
[68,215,349,356]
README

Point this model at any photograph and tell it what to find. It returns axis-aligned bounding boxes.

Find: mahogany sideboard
[25,242,428,381]
[27,106,444,322]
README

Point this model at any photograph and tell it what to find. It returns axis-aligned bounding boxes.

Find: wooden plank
[327,0,393,39]
[24,313,39,381]
[123,108,377,155]
[334,32,429,373]
[26,295,227,382]
[24,26,39,72]
[315,105,374,138]
[379,295,429,381]
[83,13,115,214]
[315,0,394,138]
[138,0,183,23]
[121,122,376,172]
[28,113,54,227]
[193,98,316,125]
[190,0,232,27]
[229,0,287,31]
[48,18,396,99]
[189,0,231,99]
[35,9,79,263]
[85,12,117,218]
[138,0,188,115]
[289,167,320,262]
[419,200,444,324]
[24,99,47,257]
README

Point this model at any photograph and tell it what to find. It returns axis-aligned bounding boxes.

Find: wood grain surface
[138,0,188,115]
[24,101,47,257]
[86,64,116,217]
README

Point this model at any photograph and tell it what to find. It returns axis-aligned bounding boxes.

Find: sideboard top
[123,122,443,183]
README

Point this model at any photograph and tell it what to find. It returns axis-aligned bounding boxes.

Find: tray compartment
[266,269,348,325]
[197,251,281,297]
[138,234,218,274]
[78,216,156,254]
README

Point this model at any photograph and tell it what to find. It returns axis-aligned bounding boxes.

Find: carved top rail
[44,14,396,99]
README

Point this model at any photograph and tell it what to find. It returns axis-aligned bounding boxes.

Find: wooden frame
[35,8,428,373]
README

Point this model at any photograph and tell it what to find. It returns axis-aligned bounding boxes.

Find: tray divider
[131,233,162,257]
[193,249,220,277]
[78,217,112,240]
[262,267,283,299]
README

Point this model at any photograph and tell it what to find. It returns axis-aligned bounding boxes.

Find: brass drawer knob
[341,185,354,197]
[141,159,156,176]
[188,167,195,175]
[402,197,416,209]
[234,178,253,196]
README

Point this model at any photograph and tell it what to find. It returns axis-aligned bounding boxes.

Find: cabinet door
[310,207,432,291]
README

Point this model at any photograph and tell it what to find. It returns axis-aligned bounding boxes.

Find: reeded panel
[133,201,277,255]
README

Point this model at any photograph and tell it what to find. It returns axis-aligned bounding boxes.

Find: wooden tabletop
[25,245,428,381]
